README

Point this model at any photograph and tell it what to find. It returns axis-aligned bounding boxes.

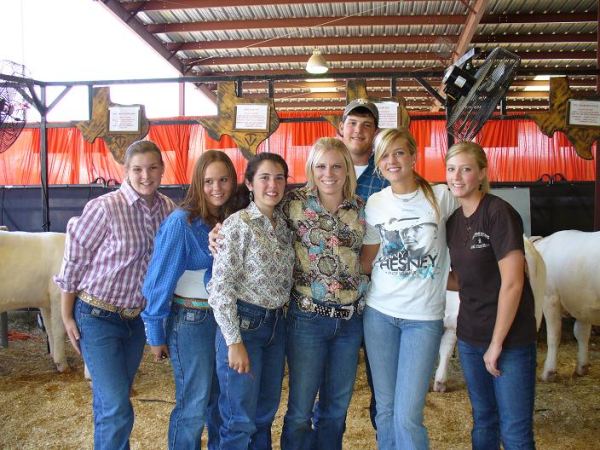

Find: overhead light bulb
[306,50,329,74]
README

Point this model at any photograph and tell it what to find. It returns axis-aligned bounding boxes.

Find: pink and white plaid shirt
[54,181,175,309]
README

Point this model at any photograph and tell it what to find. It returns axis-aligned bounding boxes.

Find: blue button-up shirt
[142,208,213,346]
[355,153,389,201]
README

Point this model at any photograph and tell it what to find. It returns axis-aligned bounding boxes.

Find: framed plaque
[108,106,141,133]
[234,103,270,131]
[375,101,399,129]
[568,99,600,127]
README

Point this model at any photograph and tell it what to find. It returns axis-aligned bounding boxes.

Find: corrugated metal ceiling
[105,0,598,112]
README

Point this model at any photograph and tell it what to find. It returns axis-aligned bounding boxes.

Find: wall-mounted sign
[568,99,600,127]
[234,103,270,131]
[108,106,141,133]
[375,101,399,129]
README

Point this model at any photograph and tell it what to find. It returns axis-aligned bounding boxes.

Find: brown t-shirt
[446,194,536,347]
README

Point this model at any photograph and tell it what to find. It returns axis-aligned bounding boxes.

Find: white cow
[0,231,69,372]
[533,230,600,381]
[433,236,546,392]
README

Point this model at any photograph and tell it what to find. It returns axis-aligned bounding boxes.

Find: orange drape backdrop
[0,112,595,186]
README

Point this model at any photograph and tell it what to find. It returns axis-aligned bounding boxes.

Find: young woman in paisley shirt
[208,152,295,450]
[280,137,369,450]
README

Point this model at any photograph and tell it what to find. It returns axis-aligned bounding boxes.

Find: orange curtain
[0,115,595,186]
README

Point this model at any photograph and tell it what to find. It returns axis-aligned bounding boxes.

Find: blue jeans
[281,300,363,450]
[458,340,536,450]
[75,298,146,450]
[167,303,220,450]
[215,301,286,450]
[363,306,443,450]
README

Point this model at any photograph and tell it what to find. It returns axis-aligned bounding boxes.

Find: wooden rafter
[125,0,460,12]
[145,12,596,34]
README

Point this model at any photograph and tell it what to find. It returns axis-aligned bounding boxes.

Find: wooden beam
[125,0,405,11]
[147,15,466,34]
[100,0,185,74]
[145,13,597,34]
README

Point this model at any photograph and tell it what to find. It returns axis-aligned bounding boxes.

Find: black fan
[443,48,520,141]
[0,60,29,153]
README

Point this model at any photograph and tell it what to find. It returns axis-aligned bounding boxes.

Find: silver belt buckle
[299,296,314,312]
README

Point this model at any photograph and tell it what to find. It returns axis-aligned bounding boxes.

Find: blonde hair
[445,141,491,194]
[305,137,357,202]
[373,128,440,221]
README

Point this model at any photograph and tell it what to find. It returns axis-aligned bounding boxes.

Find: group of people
[54,99,537,450]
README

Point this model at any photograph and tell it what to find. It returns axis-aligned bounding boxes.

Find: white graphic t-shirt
[364,184,458,320]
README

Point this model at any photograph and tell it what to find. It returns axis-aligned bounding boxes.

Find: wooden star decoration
[198,81,280,159]
[76,86,149,164]
[323,79,410,131]
[528,77,600,160]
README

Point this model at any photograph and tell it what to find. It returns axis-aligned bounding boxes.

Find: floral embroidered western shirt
[282,186,369,305]
[207,201,295,346]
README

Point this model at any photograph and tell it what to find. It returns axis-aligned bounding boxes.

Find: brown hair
[373,128,440,221]
[445,141,491,194]
[305,137,357,201]
[180,150,238,226]
[123,140,163,167]
[232,152,289,211]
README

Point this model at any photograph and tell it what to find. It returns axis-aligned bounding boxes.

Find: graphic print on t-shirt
[374,216,439,278]
[469,231,491,249]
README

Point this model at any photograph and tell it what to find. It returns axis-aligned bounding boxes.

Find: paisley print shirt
[282,186,368,305]
[208,201,295,346]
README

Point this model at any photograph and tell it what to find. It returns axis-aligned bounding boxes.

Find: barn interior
[0,1,598,449]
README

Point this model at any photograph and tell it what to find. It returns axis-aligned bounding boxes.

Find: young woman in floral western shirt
[280,137,368,450]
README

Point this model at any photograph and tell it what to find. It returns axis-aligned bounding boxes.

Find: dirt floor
[0,315,598,450]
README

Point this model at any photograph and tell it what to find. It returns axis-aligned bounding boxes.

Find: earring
[249,191,254,202]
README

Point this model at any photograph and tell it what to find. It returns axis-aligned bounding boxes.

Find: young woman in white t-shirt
[360,128,457,450]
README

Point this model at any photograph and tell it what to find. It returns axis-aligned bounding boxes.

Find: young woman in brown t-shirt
[445,141,536,450]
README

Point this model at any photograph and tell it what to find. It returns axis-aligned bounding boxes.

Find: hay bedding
[0,320,598,450]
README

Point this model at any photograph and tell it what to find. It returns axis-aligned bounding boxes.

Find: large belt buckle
[119,308,140,320]
[298,296,314,312]
[339,304,354,320]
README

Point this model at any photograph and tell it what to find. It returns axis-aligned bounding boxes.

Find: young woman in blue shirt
[142,150,238,450]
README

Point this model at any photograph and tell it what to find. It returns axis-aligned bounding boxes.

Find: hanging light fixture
[306,49,329,74]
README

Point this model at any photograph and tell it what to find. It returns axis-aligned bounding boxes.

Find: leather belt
[173,294,211,310]
[293,291,364,320]
[77,291,141,320]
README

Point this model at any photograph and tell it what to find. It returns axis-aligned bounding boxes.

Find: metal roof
[103,0,598,112]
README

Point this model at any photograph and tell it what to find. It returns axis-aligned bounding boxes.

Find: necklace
[392,189,419,202]
[464,216,473,247]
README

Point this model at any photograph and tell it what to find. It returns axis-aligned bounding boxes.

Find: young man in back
[339,99,389,200]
